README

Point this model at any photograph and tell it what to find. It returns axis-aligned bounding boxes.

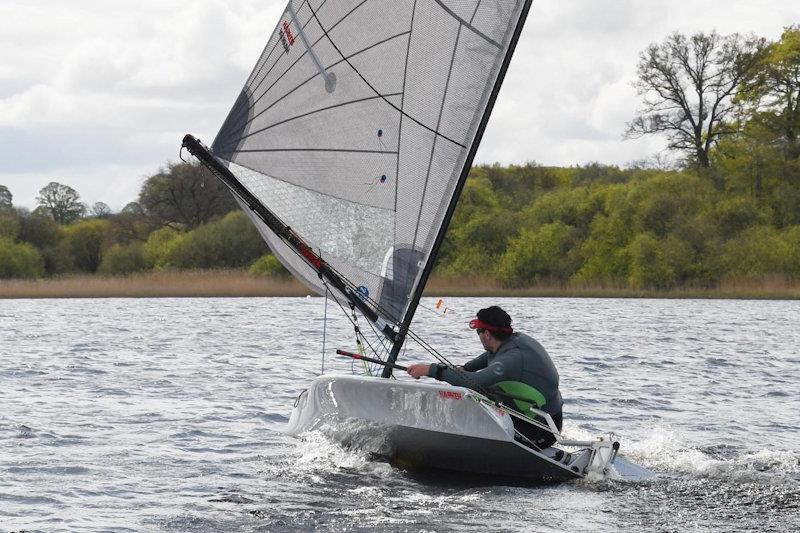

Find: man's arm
[429,352,522,390]
[463,352,489,371]
[406,352,488,380]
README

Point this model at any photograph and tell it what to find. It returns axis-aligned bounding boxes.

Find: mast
[381,0,534,378]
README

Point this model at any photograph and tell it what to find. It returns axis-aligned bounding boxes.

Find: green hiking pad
[495,381,547,413]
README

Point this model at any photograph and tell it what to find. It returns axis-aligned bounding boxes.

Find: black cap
[476,306,512,330]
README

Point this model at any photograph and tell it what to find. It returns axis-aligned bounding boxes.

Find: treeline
[2,157,798,289]
[435,163,799,289]
[0,165,287,280]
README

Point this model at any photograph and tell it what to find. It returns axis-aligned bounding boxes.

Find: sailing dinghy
[183,0,639,482]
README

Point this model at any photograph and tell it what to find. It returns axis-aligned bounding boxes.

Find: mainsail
[184,0,532,364]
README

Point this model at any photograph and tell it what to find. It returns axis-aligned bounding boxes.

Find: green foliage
[629,173,709,237]
[0,209,20,239]
[17,210,62,249]
[0,237,44,279]
[473,163,561,210]
[708,195,769,238]
[249,254,290,277]
[626,233,694,289]
[143,227,185,269]
[498,222,579,285]
[436,176,520,276]
[717,225,792,278]
[738,26,800,160]
[160,211,267,269]
[782,225,800,276]
[62,219,108,273]
[98,243,149,275]
[570,163,628,186]
[522,186,599,232]
[573,213,633,285]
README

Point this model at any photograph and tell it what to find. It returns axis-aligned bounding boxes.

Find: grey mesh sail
[209,0,529,326]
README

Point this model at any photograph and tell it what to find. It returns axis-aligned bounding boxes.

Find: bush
[98,243,149,275]
[625,233,693,289]
[717,226,791,278]
[573,213,633,285]
[0,237,45,279]
[143,227,185,269]
[166,211,267,269]
[709,195,769,239]
[0,210,20,239]
[780,225,800,276]
[62,219,108,273]
[498,222,579,285]
[17,211,61,249]
[249,254,290,277]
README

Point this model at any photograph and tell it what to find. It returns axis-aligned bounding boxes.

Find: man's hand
[406,363,431,379]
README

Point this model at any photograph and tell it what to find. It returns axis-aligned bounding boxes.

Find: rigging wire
[321,285,329,375]
[319,278,393,372]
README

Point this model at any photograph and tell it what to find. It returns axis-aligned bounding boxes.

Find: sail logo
[279,20,295,54]
[438,390,462,401]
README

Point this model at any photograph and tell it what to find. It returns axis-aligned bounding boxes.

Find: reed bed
[1,270,798,299]
[0,270,308,299]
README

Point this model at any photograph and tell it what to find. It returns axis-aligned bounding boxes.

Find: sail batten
[196,0,531,337]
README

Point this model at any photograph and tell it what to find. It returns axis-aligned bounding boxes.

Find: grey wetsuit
[427,332,563,419]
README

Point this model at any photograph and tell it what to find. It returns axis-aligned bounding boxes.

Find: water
[1,296,798,532]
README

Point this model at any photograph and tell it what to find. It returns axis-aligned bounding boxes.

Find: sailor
[407,305,564,449]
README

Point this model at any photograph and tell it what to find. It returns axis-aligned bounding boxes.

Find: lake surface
[1,297,798,532]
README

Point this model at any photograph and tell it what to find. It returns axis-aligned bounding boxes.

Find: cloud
[0,0,796,208]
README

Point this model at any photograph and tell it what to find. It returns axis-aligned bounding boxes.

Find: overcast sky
[0,0,795,210]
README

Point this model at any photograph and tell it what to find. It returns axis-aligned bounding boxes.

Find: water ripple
[1,296,798,532]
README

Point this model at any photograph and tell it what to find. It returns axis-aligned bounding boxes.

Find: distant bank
[1,270,798,300]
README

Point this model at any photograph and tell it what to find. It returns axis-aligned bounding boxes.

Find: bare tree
[139,162,237,228]
[36,182,86,224]
[626,31,767,170]
[89,202,112,219]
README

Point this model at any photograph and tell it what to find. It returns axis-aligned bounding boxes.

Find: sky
[0,0,795,211]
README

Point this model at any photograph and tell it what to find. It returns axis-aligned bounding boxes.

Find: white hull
[286,375,615,482]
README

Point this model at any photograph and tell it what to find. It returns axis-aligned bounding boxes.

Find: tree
[17,209,62,249]
[98,243,149,275]
[62,219,107,273]
[36,182,86,224]
[0,237,45,279]
[138,162,237,228]
[105,202,156,246]
[0,209,20,239]
[739,26,800,160]
[89,202,112,219]
[626,31,767,172]
[0,185,12,209]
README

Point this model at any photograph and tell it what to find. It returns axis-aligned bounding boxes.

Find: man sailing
[407,306,564,449]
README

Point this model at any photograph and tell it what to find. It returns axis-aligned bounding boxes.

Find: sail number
[279,21,295,54]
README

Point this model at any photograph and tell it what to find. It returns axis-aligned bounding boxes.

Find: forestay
[211,0,529,326]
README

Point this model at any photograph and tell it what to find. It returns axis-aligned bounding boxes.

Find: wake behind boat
[182,0,651,483]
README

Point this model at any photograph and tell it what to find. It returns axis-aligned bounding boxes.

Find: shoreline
[1,270,799,300]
